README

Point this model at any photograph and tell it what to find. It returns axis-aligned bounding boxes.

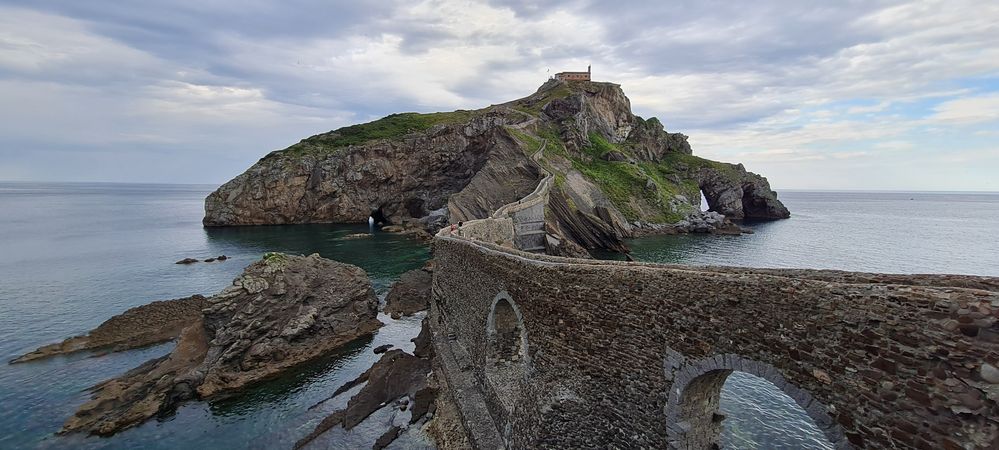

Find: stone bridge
[429,234,999,449]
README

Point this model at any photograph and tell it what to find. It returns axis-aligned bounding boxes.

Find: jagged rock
[626,116,692,159]
[295,350,431,449]
[11,295,207,364]
[373,426,403,450]
[546,186,628,254]
[602,150,628,162]
[196,253,381,396]
[697,165,790,219]
[61,253,381,436]
[412,317,434,359]
[384,268,432,317]
[62,320,210,436]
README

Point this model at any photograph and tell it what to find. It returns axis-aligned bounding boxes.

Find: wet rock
[175,258,198,264]
[410,386,438,424]
[295,350,431,449]
[203,258,216,262]
[412,317,434,359]
[216,255,228,261]
[384,268,432,317]
[62,320,210,436]
[11,295,207,364]
[374,344,393,354]
[373,426,403,450]
[61,253,381,436]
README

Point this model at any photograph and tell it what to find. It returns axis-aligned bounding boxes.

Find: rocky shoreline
[57,252,382,436]
[10,295,207,364]
[10,247,458,448]
[629,210,754,237]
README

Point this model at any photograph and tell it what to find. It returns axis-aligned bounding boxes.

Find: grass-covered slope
[280,110,477,157]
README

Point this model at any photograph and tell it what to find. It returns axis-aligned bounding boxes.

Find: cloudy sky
[1,0,997,190]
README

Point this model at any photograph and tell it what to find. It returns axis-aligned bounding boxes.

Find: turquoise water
[2,184,996,449]
[0,182,429,449]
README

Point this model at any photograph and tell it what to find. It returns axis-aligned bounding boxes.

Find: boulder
[601,150,628,162]
[175,258,198,265]
[61,253,381,436]
[384,268,433,317]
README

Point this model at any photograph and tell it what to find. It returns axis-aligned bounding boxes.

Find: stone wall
[438,217,515,248]
[430,236,999,449]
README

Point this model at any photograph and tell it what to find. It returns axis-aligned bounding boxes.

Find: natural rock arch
[485,291,530,411]
[663,354,847,450]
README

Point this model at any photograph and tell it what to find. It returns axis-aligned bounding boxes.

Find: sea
[0,183,996,449]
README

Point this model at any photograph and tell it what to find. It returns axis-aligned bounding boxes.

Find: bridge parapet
[431,235,999,449]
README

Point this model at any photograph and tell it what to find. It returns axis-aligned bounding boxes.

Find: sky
[0,0,997,190]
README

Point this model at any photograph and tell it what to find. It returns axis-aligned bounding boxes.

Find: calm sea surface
[1,184,996,449]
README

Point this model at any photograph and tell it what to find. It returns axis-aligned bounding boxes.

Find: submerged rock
[384,267,433,318]
[10,295,207,364]
[61,253,381,436]
[175,258,199,264]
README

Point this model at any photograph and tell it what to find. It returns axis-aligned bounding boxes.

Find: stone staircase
[512,206,547,252]
[492,138,552,253]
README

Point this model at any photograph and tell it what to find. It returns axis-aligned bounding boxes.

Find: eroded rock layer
[11,295,207,364]
[61,253,381,436]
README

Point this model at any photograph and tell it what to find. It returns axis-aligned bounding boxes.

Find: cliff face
[205,80,789,252]
[204,110,541,228]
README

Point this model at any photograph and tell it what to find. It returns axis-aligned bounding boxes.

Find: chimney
[588,65,591,75]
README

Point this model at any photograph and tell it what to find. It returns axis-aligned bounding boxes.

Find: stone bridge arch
[485,291,531,412]
[663,353,847,450]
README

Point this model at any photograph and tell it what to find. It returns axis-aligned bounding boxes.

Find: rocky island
[204,79,789,255]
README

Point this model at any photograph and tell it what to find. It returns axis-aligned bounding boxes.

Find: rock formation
[61,253,381,436]
[295,349,433,449]
[384,267,432,318]
[205,79,790,254]
[203,111,542,229]
[10,295,206,364]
